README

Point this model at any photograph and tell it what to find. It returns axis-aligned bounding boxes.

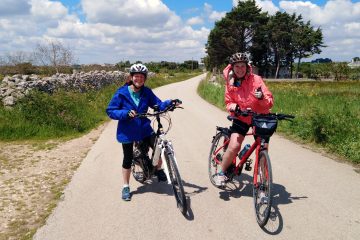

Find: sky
[0,0,359,64]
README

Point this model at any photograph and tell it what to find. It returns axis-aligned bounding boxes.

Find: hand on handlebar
[169,99,183,111]
[171,99,182,106]
[229,104,249,116]
[127,110,137,118]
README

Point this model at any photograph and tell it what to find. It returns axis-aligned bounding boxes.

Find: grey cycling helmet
[229,52,249,64]
[130,63,148,78]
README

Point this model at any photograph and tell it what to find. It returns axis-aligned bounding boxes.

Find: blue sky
[0,0,360,64]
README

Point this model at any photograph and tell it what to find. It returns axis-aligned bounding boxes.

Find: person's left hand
[172,99,182,106]
[254,87,263,99]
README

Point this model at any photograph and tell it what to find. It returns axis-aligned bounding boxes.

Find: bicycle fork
[159,140,176,185]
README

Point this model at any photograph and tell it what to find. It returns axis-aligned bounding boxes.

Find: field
[0,71,201,141]
[198,76,360,164]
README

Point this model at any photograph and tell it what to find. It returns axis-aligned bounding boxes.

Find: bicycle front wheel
[166,152,187,214]
[208,132,229,187]
[253,150,273,227]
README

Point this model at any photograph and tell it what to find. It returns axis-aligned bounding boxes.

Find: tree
[267,12,301,78]
[294,21,324,78]
[205,0,268,69]
[183,60,199,70]
[33,40,75,73]
[5,51,33,65]
[332,62,350,81]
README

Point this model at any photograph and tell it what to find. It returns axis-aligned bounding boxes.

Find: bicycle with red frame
[208,107,295,227]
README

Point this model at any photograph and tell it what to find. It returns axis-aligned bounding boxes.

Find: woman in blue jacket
[106,63,172,201]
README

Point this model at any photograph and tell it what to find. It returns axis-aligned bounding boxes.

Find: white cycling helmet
[229,52,250,64]
[130,63,148,78]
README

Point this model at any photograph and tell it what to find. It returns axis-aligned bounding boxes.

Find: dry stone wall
[0,70,127,106]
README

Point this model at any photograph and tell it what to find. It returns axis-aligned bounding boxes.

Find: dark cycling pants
[121,134,155,169]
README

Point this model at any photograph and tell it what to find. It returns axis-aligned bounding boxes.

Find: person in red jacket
[215,52,274,187]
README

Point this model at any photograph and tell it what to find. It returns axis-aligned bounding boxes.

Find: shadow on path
[132,178,207,221]
[216,173,308,235]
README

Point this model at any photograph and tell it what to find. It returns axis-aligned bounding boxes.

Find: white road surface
[34,74,360,240]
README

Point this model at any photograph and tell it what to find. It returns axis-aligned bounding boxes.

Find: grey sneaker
[214,172,227,187]
[122,186,131,201]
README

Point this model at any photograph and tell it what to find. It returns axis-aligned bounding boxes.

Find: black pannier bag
[252,115,278,137]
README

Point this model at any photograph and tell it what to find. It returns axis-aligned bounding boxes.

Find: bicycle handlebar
[229,106,295,121]
[135,99,183,118]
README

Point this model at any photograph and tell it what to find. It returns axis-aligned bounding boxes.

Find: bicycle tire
[208,132,229,187]
[165,152,187,214]
[253,150,273,227]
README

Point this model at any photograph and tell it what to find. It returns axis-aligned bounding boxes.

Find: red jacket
[223,64,274,125]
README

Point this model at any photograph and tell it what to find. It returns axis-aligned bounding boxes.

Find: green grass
[0,86,116,141]
[197,73,226,111]
[198,75,360,164]
[0,71,201,141]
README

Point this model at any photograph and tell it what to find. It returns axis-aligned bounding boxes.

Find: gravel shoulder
[0,122,107,240]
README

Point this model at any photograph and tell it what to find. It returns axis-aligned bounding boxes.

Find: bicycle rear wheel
[166,152,187,214]
[208,132,229,187]
[253,150,273,227]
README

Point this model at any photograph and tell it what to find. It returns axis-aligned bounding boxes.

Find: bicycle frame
[150,112,176,185]
[209,109,294,227]
[212,130,268,187]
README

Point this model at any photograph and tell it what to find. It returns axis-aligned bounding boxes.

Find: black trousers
[121,134,156,169]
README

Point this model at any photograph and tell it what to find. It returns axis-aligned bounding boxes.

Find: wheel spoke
[208,132,229,187]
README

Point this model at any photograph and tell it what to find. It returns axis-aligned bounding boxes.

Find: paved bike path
[34,74,360,240]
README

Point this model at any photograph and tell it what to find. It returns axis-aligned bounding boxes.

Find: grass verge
[0,71,201,142]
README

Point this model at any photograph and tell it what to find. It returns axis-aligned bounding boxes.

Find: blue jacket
[106,84,172,143]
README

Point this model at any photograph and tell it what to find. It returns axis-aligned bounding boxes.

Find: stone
[3,96,15,106]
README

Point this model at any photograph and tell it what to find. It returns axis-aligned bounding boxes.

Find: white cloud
[278,0,360,61]
[30,0,68,21]
[187,16,204,25]
[204,3,226,22]
[280,0,360,25]
[2,0,357,64]
[208,11,226,21]
[256,0,279,15]
[230,0,359,61]
[0,0,210,64]
[0,0,31,16]
[344,22,360,36]
[81,0,180,29]
[233,0,279,15]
